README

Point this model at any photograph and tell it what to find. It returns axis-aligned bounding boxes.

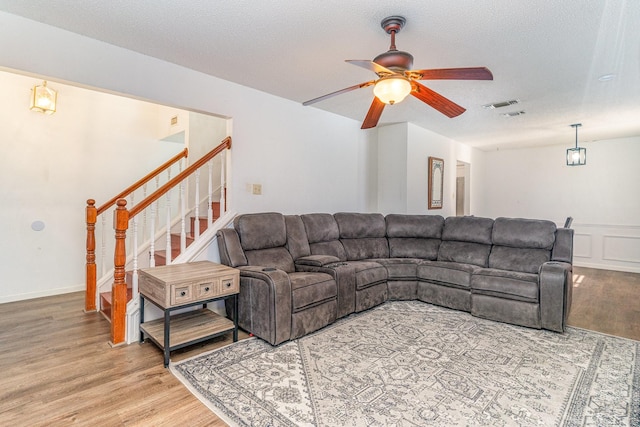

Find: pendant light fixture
[30,81,58,115]
[566,123,586,166]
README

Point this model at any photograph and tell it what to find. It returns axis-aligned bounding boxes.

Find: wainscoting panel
[571,223,640,273]
[573,233,592,258]
[603,235,640,263]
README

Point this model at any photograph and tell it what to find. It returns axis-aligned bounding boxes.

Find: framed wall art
[428,156,444,209]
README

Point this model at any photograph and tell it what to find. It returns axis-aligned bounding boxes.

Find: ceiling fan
[303,16,493,129]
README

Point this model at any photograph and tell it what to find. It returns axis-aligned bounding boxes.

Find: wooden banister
[85,148,188,312]
[97,148,188,215]
[108,136,231,346]
[129,137,231,219]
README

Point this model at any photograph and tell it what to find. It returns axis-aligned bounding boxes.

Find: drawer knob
[204,287,210,292]
[180,291,186,297]
[225,282,231,288]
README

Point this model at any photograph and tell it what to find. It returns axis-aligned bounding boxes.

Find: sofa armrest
[232,266,292,345]
[296,255,342,267]
[539,261,572,332]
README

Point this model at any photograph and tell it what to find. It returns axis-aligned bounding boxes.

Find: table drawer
[171,284,193,305]
[219,275,239,295]
[196,281,216,299]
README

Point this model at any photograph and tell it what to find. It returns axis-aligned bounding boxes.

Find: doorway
[456,161,471,216]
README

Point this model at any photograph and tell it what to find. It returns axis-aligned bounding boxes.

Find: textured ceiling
[1,0,639,150]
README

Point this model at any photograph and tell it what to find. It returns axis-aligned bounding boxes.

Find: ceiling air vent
[501,111,526,117]
[483,99,519,109]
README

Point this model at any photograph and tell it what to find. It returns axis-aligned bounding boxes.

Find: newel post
[110,199,129,346]
[85,199,97,312]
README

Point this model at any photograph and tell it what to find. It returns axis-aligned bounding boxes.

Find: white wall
[376,122,473,217]
[0,12,374,301]
[0,71,189,302]
[476,137,640,272]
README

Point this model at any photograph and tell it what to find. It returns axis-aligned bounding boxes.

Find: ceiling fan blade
[411,81,466,118]
[302,81,375,106]
[361,97,386,129]
[411,67,493,81]
[346,60,395,76]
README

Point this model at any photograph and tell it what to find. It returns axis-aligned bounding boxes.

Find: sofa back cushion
[489,217,556,273]
[438,241,492,267]
[234,212,295,272]
[284,215,311,260]
[386,214,443,259]
[334,212,389,260]
[437,216,494,267]
[301,213,347,261]
[441,216,494,244]
[492,217,556,249]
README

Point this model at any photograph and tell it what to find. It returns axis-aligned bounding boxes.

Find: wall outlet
[252,184,262,195]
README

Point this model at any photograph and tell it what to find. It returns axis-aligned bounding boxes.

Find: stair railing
[85,148,188,312]
[110,136,232,345]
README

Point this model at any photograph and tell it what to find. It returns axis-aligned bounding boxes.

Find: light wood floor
[1,266,638,426]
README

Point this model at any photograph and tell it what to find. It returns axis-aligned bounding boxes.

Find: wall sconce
[566,123,586,166]
[30,81,57,115]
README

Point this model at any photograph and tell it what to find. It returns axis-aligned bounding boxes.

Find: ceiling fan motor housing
[374,16,413,72]
[373,50,414,73]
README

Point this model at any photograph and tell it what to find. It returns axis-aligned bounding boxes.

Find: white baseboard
[0,283,85,304]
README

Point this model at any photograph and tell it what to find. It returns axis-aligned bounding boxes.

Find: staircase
[99,202,221,321]
[86,137,233,346]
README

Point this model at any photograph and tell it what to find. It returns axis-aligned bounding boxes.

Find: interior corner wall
[0,12,372,301]
[377,123,408,213]
[475,137,640,272]
[376,123,473,217]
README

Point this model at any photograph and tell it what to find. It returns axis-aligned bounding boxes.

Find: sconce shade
[30,81,57,115]
[566,123,586,166]
[373,75,412,105]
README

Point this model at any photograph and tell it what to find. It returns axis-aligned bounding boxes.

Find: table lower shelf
[140,308,235,350]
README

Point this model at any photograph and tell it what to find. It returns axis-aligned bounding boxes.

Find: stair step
[100,286,133,322]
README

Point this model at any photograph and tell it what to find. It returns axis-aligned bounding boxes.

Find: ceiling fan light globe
[373,76,411,105]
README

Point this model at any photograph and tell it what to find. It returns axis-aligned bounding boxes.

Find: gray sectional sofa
[217,212,574,345]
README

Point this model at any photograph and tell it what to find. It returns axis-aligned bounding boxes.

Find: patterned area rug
[171,301,640,426]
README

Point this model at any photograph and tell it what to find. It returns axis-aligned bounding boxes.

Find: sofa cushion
[289,272,336,312]
[285,215,311,260]
[489,246,551,274]
[235,212,287,251]
[301,213,347,260]
[347,261,388,291]
[417,261,479,289]
[334,212,386,238]
[471,268,539,303]
[388,238,440,260]
[385,214,444,238]
[441,216,494,244]
[492,217,556,249]
[301,213,340,243]
[335,213,389,260]
[438,241,491,267]
[244,247,295,273]
[373,258,420,280]
[341,238,389,260]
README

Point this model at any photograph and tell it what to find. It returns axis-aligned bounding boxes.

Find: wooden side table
[138,261,239,367]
